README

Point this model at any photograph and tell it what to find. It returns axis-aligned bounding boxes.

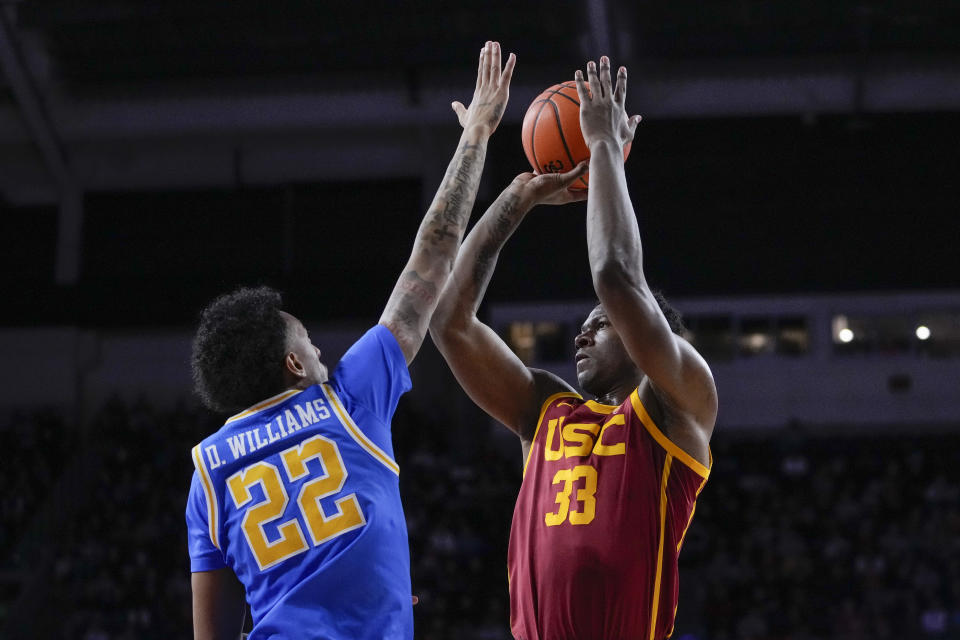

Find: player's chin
[576,368,595,394]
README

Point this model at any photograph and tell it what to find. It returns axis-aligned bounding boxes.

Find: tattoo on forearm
[472,193,520,290]
[385,270,439,347]
[426,140,485,248]
[430,224,457,244]
[395,269,438,307]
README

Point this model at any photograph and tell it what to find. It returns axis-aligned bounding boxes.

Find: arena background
[1,1,959,638]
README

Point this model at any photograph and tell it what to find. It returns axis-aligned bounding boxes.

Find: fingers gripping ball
[521,82,631,190]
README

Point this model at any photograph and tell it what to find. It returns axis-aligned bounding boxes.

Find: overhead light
[832,315,851,344]
[916,325,931,341]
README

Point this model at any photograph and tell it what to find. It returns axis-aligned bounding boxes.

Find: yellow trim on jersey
[583,399,618,415]
[649,454,673,640]
[191,443,220,550]
[677,460,711,552]
[225,389,303,425]
[629,390,710,479]
[321,383,400,476]
[523,391,582,476]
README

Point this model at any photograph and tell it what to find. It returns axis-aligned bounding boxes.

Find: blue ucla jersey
[186,325,413,640]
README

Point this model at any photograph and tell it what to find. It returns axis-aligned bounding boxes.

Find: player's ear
[285,351,306,379]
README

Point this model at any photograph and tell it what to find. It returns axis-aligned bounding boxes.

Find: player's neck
[292,378,318,392]
[594,379,639,407]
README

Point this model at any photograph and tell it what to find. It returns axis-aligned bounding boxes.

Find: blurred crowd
[394,402,518,640]
[679,430,960,640]
[2,400,959,639]
[50,399,204,638]
[0,408,75,625]
[0,409,72,554]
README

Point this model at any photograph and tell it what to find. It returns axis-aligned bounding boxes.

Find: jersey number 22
[227,434,366,570]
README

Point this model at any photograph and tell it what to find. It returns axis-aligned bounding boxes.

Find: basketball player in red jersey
[429,56,717,640]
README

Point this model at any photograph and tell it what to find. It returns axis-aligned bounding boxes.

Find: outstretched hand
[452,41,516,136]
[575,56,641,149]
[511,161,589,208]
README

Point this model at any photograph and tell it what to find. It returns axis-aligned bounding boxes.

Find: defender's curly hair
[191,286,289,414]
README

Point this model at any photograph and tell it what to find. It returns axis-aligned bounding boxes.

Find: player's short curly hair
[191,286,289,414]
[653,290,686,336]
[594,290,685,336]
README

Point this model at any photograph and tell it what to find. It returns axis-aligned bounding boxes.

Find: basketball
[521,81,632,190]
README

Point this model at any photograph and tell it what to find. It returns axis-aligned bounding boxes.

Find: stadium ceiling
[1,0,958,204]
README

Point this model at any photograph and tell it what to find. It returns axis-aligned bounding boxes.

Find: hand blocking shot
[185,41,515,640]
[429,56,718,640]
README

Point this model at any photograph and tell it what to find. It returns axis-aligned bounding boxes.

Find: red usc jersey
[508,390,710,640]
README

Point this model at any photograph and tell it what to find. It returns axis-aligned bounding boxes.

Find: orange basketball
[521,81,631,190]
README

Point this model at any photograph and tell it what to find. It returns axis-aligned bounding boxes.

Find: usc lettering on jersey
[508,390,710,640]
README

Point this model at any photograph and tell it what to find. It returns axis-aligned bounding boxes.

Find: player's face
[281,311,328,385]
[574,305,639,396]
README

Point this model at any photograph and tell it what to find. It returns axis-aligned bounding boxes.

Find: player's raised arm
[430,166,587,438]
[575,57,717,451]
[380,41,515,364]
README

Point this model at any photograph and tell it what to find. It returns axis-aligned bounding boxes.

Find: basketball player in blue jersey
[185,41,516,640]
